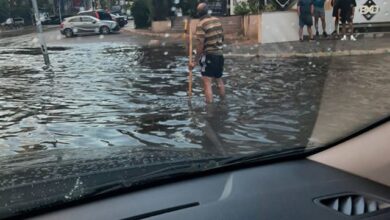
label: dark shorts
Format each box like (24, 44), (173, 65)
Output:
(299, 14), (313, 28)
(332, 7), (339, 17)
(199, 54), (224, 78)
(314, 7), (325, 18)
(340, 11), (353, 24)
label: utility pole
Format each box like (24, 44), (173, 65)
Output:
(58, 0), (62, 22)
(31, 0), (51, 66)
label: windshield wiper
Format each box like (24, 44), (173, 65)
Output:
(85, 159), (223, 198)
(217, 147), (309, 167)
(87, 148), (310, 198)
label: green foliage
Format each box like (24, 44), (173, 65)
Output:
(131, 0), (151, 28)
(173, 0), (197, 17)
(234, 2), (250, 16)
(0, 0), (10, 22)
(99, 0), (110, 10)
(152, 0), (172, 21)
(263, 3), (277, 12)
(247, 0), (260, 14)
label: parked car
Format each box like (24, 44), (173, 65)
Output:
(13, 17), (25, 26)
(110, 13), (127, 27)
(1, 17), (24, 30)
(1, 18), (13, 29)
(60, 15), (119, 38)
(42, 15), (72, 25)
(78, 10), (113, 22)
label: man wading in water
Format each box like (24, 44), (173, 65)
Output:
(189, 3), (225, 103)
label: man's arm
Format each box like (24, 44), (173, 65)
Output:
(351, 0), (356, 18)
(297, 0), (301, 15)
(194, 39), (204, 64)
(190, 24), (205, 69)
(311, 3), (314, 16)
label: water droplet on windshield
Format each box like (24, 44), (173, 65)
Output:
(32, 37), (38, 43)
(164, 51), (169, 55)
(308, 61), (312, 65)
(99, 35), (104, 39)
(164, 33), (170, 38)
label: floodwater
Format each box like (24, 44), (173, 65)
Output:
(0, 33), (389, 158)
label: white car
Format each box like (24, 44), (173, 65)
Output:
(60, 15), (119, 38)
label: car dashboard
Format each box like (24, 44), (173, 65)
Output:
(29, 160), (390, 220)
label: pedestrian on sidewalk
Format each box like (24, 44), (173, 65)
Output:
(331, 0), (340, 36)
(297, 0), (314, 41)
(313, 0), (328, 38)
(189, 3), (225, 104)
(337, 0), (357, 41)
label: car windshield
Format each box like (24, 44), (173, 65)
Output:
(0, 0), (389, 218)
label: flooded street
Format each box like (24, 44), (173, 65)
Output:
(0, 30), (389, 157)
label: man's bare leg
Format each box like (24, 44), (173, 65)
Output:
(307, 26), (313, 40)
(299, 27), (304, 40)
(342, 23), (346, 36)
(349, 23), (354, 35)
(321, 16), (326, 33)
(202, 76), (213, 103)
(215, 78), (225, 100)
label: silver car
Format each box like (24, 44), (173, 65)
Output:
(60, 15), (119, 38)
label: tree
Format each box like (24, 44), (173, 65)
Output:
(151, 0), (172, 21)
(0, 0), (10, 22)
(233, 1), (250, 16)
(131, 0), (151, 28)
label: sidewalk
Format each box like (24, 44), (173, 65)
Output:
(121, 25), (246, 42)
(225, 33), (390, 58)
(0, 25), (58, 39)
(123, 24), (390, 58)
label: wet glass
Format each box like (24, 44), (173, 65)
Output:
(0, 1), (390, 217)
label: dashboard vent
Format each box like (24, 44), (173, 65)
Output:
(317, 194), (390, 216)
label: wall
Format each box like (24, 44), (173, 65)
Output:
(243, 15), (260, 41)
(151, 20), (171, 33)
(260, 11), (298, 43)
(176, 16), (242, 35)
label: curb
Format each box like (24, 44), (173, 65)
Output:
(122, 28), (183, 39)
(225, 48), (390, 58)
(0, 25), (59, 38)
(121, 27), (246, 41)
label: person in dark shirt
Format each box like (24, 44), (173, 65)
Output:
(336, 0), (357, 41)
(297, 0), (314, 41)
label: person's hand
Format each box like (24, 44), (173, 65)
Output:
(188, 61), (196, 70)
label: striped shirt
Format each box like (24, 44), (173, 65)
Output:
(195, 15), (224, 55)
